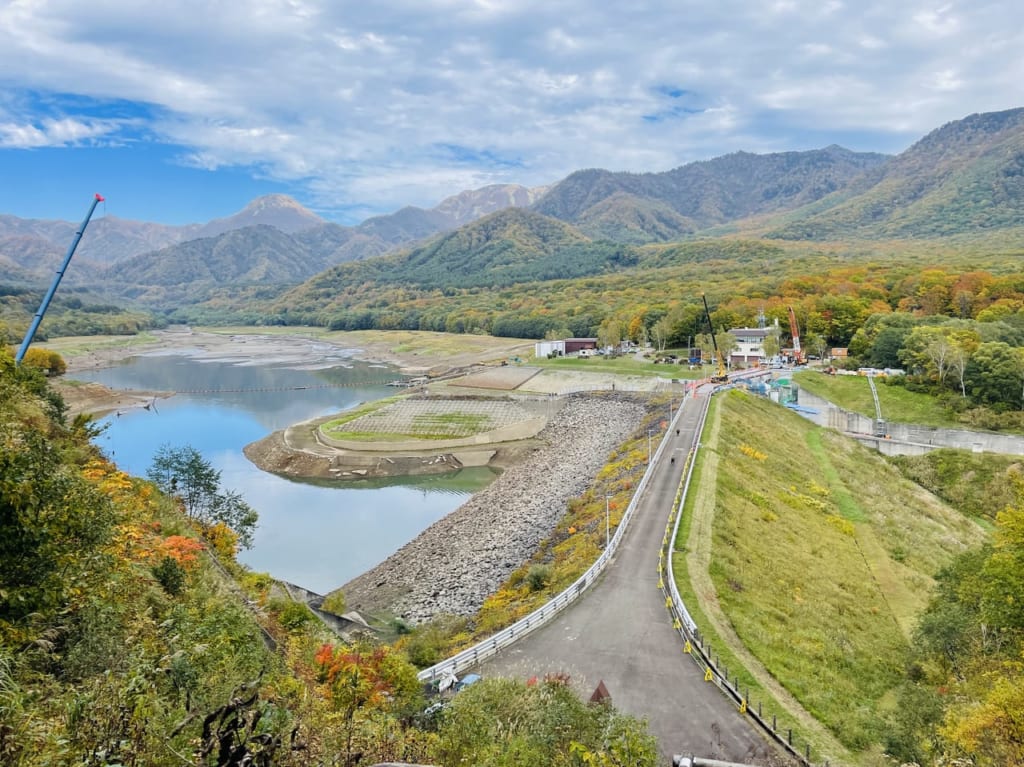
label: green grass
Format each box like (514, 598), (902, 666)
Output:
(321, 400), (494, 441)
(533, 354), (702, 380)
(890, 449), (1024, 524)
(676, 390), (987, 761)
(410, 412), (491, 436)
(671, 409), (832, 762)
(793, 370), (960, 427)
(39, 331), (160, 358)
(319, 396), (404, 435)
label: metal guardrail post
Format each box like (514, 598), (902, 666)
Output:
(661, 390), (813, 766)
(417, 391), (683, 682)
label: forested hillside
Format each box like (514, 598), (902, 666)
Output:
(0, 286), (161, 341)
(533, 145), (889, 242)
(201, 236), (1023, 351)
(769, 107), (1024, 239)
(0, 347), (659, 766)
(0, 352), (298, 764)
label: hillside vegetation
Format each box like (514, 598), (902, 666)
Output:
(0, 347), (660, 766)
(0, 352), (297, 764)
(534, 145), (889, 241)
(769, 108), (1024, 240)
(678, 390), (985, 762)
(890, 449), (1024, 524)
(1, 286), (162, 342)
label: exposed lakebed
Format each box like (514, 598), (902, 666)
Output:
(73, 353), (496, 593)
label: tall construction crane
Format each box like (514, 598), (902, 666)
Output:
(15, 193), (104, 365)
(787, 306), (805, 365)
(700, 294), (730, 383)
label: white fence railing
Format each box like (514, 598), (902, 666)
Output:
(417, 396), (682, 682)
(659, 391), (815, 766)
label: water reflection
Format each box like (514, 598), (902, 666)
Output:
(74, 354), (495, 593)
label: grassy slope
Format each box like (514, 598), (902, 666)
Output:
(680, 390), (985, 761)
(890, 449), (1024, 525)
(793, 370), (961, 428)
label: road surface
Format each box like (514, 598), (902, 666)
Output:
(473, 390), (779, 763)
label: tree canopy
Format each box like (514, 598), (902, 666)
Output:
(148, 444), (259, 549)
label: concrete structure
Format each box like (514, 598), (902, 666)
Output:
(726, 327), (770, 368)
(795, 388), (1024, 456)
(534, 337), (598, 358)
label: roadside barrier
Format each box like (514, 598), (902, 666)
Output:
(659, 394), (816, 766)
(416, 395), (678, 682)
(418, 386), (824, 765)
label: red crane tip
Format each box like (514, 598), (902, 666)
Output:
(95, 193), (105, 202)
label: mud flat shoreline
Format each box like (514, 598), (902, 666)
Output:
(45, 327), (537, 417)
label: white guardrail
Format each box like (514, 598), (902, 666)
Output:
(417, 395), (684, 682)
(421, 377), (817, 764)
(659, 387), (814, 766)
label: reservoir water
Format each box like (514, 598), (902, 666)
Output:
(73, 353), (495, 594)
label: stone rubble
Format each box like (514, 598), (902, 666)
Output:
(339, 393), (647, 624)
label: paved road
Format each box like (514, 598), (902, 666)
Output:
(474, 391), (778, 764)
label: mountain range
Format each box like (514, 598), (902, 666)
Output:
(0, 184), (548, 283)
(2, 107), (1023, 316)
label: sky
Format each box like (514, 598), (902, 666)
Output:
(0, 1), (1021, 226)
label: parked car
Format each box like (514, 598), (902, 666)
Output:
(455, 673), (482, 692)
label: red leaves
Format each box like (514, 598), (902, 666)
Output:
(157, 535), (205, 568)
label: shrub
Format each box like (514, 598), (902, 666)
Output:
(402, 614), (471, 668)
(19, 348), (66, 376)
(269, 599), (313, 631)
(321, 590), (346, 616)
(526, 564), (552, 592)
(152, 555), (187, 595)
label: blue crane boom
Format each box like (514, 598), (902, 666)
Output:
(15, 193), (104, 365)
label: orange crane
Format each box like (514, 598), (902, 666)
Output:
(787, 306), (805, 364)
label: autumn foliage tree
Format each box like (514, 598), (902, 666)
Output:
(315, 642), (422, 762)
(147, 444), (258, 549)
(890, 475), (1024, 765)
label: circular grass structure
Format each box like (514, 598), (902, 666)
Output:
(318, 397), (547, 450)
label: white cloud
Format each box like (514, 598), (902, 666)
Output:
(913, 4), (960, 37)
(0, 116), (123, 148)
(0, 0), (1021, 219)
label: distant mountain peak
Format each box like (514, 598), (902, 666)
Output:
(241, 193), (310, 213)
(432, 183), (549, 227)
(196, 194), (324, 238)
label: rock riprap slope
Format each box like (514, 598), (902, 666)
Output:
(339, 393), (646, 623)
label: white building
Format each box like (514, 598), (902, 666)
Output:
(534, 338), (598, 358)
(727, 327), (771, 368)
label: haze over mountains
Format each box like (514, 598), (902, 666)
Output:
(0, 184), (547, 280)
(2, 107), (1023, 313)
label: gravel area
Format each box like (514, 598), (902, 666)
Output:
(339, 392), (647, 624)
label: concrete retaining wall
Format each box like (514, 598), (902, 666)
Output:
(796, 389), (1024, 456)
